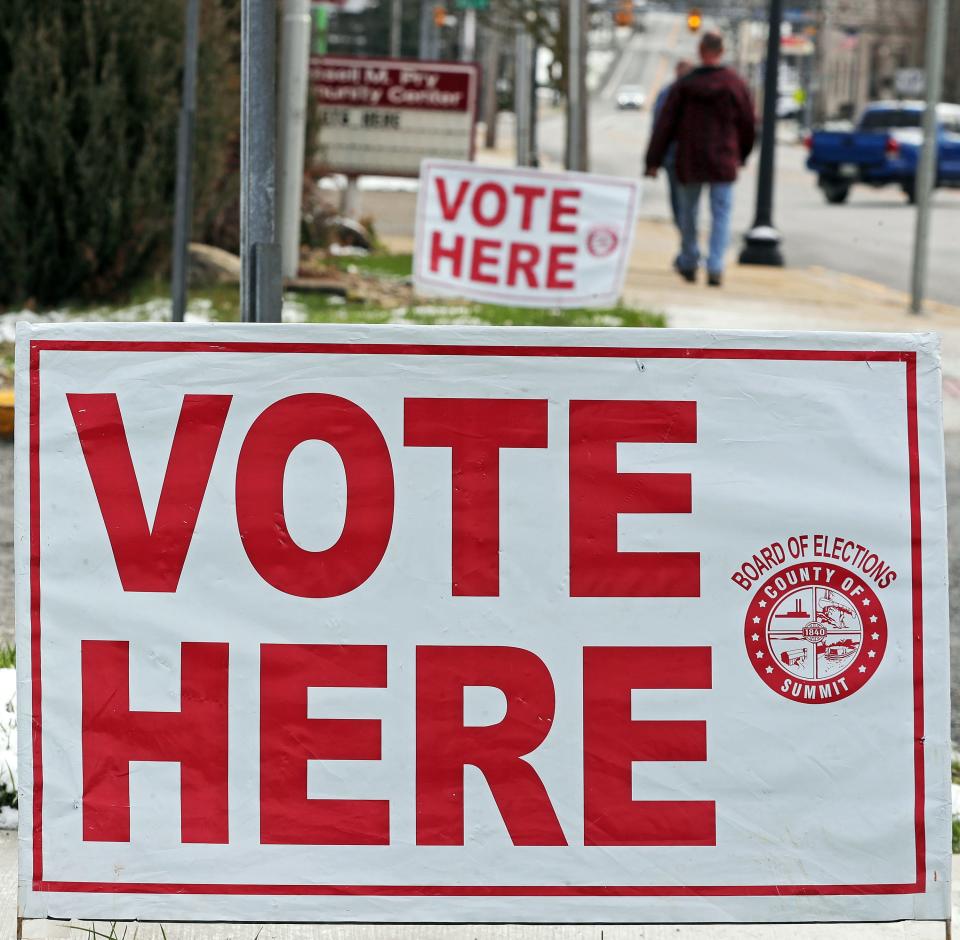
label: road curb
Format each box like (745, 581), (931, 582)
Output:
(0, 391), (12, 440)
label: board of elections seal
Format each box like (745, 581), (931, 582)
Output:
(585, 225), (619, 258)
(744, 562), (887, 704)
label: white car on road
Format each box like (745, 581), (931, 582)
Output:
(616, 85), (646, 110)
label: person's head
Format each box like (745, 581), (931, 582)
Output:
(676, 58), (692, 80)
(699, 31), (724, 66)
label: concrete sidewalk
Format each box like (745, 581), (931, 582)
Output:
(621, 216), (960, 432)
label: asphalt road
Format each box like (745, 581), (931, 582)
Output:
(538, 11), (960, 306)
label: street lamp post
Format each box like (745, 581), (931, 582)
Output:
(566, 0), (587, 171)
(909, 0), (948, 314)
(740, 0), (785, 267)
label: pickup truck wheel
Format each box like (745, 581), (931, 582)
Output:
(903, 181), (917, 204)
(821, 180), (850, 204)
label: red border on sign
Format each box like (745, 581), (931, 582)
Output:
(28, 340), (926, 898)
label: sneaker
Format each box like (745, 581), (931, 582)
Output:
(707, 271), (723, 287)
(677, 266), (697, 283)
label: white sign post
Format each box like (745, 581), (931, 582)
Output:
(16, 322), (950, 928)
(414, 161), (641, 307)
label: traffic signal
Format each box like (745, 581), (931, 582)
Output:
(614, 0), (633, 27)
(433, 5), (446, 27)
(687, 7), (702, 31)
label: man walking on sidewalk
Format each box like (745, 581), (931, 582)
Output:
(644, 31), (755, 286)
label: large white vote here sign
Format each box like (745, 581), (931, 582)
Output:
(16, 322), (950, 925)
(413, 161), (640, 308)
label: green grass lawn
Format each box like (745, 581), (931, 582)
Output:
(328, 252), (414, 278)
(7, 262), (665, 328)
(288, 296), (664, 329)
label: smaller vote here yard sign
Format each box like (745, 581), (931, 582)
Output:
(413, 161), (640, 308)
(16, 322), (951, 927)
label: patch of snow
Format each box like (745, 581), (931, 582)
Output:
(0, 667), (15, 828)
(410, 304), (472, 316)
(282, 298), (309, 323)
(0, 296), (220, 339)
(318, 175), (419, 193)
(390, 309), (487, 326)
(328, 245), (369, 257)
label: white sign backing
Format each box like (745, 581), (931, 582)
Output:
(413, 161), (640, 308)
(16, 323), (950, 925)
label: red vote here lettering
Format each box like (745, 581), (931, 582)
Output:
(416, 645), (567, 846)
(68, 393), (231, 593)
(78, 642), (712, 847)
(261, 644), (389, 845)
(404, 398), (548, 596)
(435, 177), (470, 221)
(432, 175), (581, 233)
(583, 646), (715, 846)
(235, 393), (395, 598)
(81, 640), (229, 843)
(569, 400), (699, 596)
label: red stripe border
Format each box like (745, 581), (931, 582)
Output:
(27, 339), (927, 898)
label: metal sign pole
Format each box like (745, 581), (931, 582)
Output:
(171, 0), (200, 322)
(739, 0), (785, 266)
(909, 0), (948, 315)
(514, 29), (532, 167)
(241, 0), (282, 323)
(278, 0), (312, 281)
(461, 7), (477, 61)
(566, 0), (586, 171)
(390, 0), (403, 57)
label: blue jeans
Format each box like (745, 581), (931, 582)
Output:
(676, 182), (734, 275)
(665, 162), (682, 230)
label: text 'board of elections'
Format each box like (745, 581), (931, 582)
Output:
(16, 323), (950, 925)
(413, 161), (640, 308)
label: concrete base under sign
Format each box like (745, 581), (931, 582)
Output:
(2, 831), (956, 937)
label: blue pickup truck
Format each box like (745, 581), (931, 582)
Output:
(806, 101), (960, 204)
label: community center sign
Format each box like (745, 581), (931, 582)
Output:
(414, 161), (640, 308)
(16, 323), (950, 925)
(311, 56), (478, 177)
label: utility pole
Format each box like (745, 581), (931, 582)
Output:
(419, 0), (438, 59)
(740, 0), (785, 266)
(566, 0), (587, 171)
(482, 25), (500, 148)
(514, 28), (533, 166)
(171, 0), (200, 322)
(278, 0), (312, 281)
(241, 0), (282, 322)
(461, 7), (477, 61)
(909, 0), (948, 314)
(391, 0), (403, 57)
(529, 31), (539, 166)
